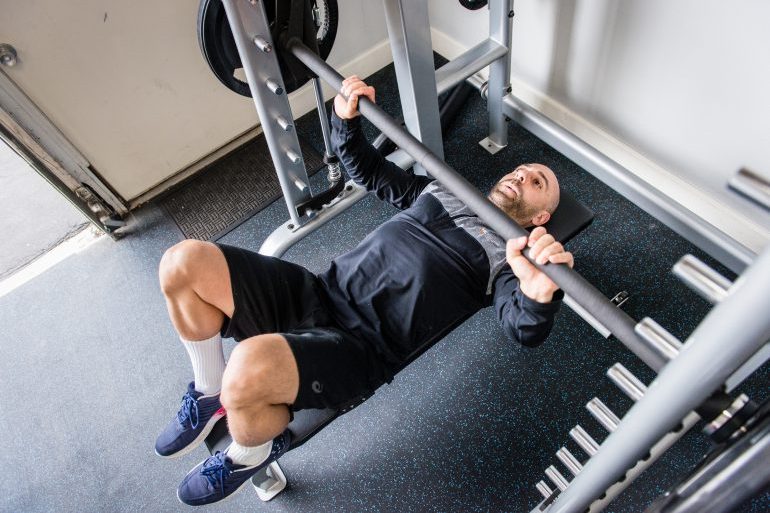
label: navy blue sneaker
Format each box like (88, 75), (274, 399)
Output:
(177, 429), (291, 506)
(155, 382), (226, 458)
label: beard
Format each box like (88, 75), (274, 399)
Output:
(488, 182), (539, 226)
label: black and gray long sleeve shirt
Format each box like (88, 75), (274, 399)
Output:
(318, 112), (562, 368)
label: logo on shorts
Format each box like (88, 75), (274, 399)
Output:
(312, 380), (323, 393)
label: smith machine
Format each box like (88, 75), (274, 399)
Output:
(196, 0), (770, 511)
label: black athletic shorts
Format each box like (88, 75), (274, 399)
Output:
(216, 243), (388, 411)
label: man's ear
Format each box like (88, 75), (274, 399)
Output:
(531, 211), (551, 226)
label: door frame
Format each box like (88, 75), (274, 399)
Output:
(0, 69), (128, 233)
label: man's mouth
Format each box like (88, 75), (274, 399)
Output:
(499, 182), (518, 200)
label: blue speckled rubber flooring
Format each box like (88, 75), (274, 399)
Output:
(0, 61), (766, 513)
(215, 61), (769, 512)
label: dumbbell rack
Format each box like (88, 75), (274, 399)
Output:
(533, 362), (702, 512)
(532, 252), (770, 512)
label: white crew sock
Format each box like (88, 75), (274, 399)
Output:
(181, 333), (226, 396)
(226, 439), (273, 466)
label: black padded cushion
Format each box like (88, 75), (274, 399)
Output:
(285, 191), (593, 449)
(287, 408), (339, 449)
(206, 191), (594, 451)
(542, 189), (594, 244)
(204, 405), (339, 453)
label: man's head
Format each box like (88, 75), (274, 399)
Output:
(488, 163), (560, 227)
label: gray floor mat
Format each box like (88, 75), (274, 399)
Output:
(161, 133), (323, 241)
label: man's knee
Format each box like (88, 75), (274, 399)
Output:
(159, 239), (216, 295)
(221, 335), (297, 410)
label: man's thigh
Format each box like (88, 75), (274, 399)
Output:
(283, 327), (389, 411)
(216, 243), (327, 340)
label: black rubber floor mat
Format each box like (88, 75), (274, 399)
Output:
(161, 134), (324, 241)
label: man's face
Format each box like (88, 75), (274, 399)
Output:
(488, 163), (560, 227)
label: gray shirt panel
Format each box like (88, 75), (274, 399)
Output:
(421, 181), (508, 294)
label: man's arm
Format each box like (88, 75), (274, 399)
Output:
(331, 76), (431, 210)
(493, 227), (572, 347)
(492, 268), (563, 347)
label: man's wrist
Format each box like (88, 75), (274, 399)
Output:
(526, 291), (554, 304)
(332, 109), (361, 124)
(520, 283), (555, 304)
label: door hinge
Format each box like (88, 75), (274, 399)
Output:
(75, 185), (126, 232)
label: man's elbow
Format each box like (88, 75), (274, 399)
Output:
(503, 324), (551, 348)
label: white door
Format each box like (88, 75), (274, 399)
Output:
(1, 0), (264, 202)
(1, 0), (392, 204)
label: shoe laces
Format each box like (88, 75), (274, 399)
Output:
(200, 452), (232, 496)
(177, 391), (200, 429)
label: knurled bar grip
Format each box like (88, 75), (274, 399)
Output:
(287, 38), (666, 372)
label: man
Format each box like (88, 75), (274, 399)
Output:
(155, 76), (573, 506)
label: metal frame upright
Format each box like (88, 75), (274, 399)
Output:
(382, 0), (444, 175)
(546, 246), (770, 513)
(239, 0), (517, 258)
(482, 0), (514, 154)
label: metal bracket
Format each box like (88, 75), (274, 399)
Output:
(251, 461), (287, 501)
(728, 167), (770, 211)
(610, 291), (629, 308)
(479, 135), (506, 154)
(0, 44), (18, 67)
(74, 185), (126, 232)
(295, 178), (345, 218)
(673, 254), (732, 304)
(260, 180), (368, 257)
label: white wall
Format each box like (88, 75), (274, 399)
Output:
(1, 0), (390, 201)
(5, 0), (769, 248)
(429, 0), (770, 253)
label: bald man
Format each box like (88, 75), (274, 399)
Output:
(156, 76), (572, 505)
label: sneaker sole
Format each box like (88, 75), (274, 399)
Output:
(176, 465), (259, 506)
(155, 409), (226, 459)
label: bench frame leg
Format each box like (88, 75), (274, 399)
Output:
(251, 461), (287, 501)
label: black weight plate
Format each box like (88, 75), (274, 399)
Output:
(459, 0), (488, 10)
(198, 0), (251, 97)
(197, 0), (338, 98)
